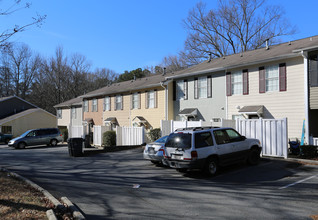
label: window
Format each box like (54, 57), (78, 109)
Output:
(147, 90), (155, 108)
(84, 100), (88, 112)
(1, 126), (12, 134)
(265, 65), (279, 92)
(57, 109), (62, 119)
(213, 130), (230, 145)
(231, 71), (243, 95)
(176, 80), (188, 100)
(104, 97), (110, 111)
(225, 129), (242, 142)
(195, 132), (213, 148)
(92, 99), (98, 112)
(132, 93), (140, 109)
(198, 76), (207, 98)
(309, 53), (318, 87)
(71, 107), (76, 119)
(115, 95), (122, 110)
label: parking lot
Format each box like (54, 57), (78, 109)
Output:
(0, 144), (318, 219)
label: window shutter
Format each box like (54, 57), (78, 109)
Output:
(154, 89), (158, 108)
(130, 93), (133, 110)
(226, 72), (232, 96)
(279, 63), (287, 91)
(207, 76), (212, 98)
(259, 67), (265, 93)
(194, 77), (198, 99)
(243, 69), (249, 95)
(173, 81), (176, 101)
(145, 91), (148, 109)
(184, 80), (188, 100)
(121, 95), (123, 110)
(138, 92), (141, 109)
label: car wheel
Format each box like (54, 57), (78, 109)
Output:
(50, 139), (58, 146)
(18, 142), (26, 149)
(247, 148), (260, 165)
(204, 157), (218, 176)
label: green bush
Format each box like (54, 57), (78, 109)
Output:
(148, 128), (161, 142)
(300, 145), (317, 158)
(103, 131), (116, 147)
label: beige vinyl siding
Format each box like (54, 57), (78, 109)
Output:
(102, 87), (166, 129)
(310, 87), (318, 109)
(227, 57), (305, 139)
(57, 108), (70, 128)
(2, 110), (57, 137)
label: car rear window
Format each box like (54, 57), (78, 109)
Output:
(165, 133), (192, 149)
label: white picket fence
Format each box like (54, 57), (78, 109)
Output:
(93, 126), (109, 146)
(70, 125), (86, 138)
(236, 118), (288, 158)
(116, 126), (146, 146)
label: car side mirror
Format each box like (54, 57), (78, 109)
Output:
(241, 136), (246, 141)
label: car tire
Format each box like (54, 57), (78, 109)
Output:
(204, 157), (218, 176)
(247, 148), (260, 165)
(17, 142), (26, 149)
(50, 139), (58, 147)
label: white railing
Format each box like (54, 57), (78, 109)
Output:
(236, 118), (288, 159)
(116, 126), (145, 146)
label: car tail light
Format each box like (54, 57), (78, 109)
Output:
(191, 151), (198, 160)
(159, 148), (166, 157)
(60, 134), (63, 136)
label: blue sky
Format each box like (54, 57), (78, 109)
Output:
(5, 0), (318, 73)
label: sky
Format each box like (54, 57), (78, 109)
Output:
(4, 0), (318, 74)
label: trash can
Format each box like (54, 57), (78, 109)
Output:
(68, 138), (84, 157)
(289, 141), (300, 155)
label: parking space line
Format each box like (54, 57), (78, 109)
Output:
(278, 175), (317, 189)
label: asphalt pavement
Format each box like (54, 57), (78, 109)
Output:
(0, 144), (318, 220)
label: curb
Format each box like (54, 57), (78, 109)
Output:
(61, 196), (86, 220)
(262, 156), (318, 165)
(1, 167), (87, 219)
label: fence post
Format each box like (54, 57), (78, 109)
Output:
(283, 118), (288, 159)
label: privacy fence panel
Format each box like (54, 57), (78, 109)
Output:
(116, 126), (145, 146)
(236, 118), (288, 158)
(93, 126), (108, 146)
(70, 125), (85, 138)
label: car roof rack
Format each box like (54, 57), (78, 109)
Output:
(175, 126), (219, 131)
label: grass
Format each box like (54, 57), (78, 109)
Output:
(0, 170), (54, 220)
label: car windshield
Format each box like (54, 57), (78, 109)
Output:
(165, 133), (192, 149)
(20, 130), (32, 137)
(155, 135), (168, 143)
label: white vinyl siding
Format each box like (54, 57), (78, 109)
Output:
(265, 65), (279, 92)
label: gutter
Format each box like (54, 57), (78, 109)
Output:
(301, 51), (310, 144)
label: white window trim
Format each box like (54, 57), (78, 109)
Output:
(198, 76), (207, 99)
(265, 64), (279, 92)
(231, 71), (243, 95)
(147, 90), (155, 109)
(104, 97), (110, 111)
(115, 95), (122, 110)
(92, 99), (98, 112)
(132, 93), (139, 109)
(84, 100), (89, 112)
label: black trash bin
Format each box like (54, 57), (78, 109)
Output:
(68, 138), (84, 157)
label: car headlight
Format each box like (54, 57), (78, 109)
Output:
(8, 140), (15, 144)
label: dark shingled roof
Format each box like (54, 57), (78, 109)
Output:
(168, 35), (318, 79)
(54, 96), (83, 108)
(80, 73), (171, 99)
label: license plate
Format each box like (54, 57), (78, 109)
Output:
(172, 154), (182, 160)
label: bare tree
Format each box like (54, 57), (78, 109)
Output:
(181, 0), (296, 65)
(0, 0), (46, 48)
(161, 55), (186, 73)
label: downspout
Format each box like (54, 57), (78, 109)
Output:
(160, 82), (168, 120)
(301, 51), (310, 144)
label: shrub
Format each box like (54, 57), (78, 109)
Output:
(300, 145), (317, 158)
(60, 128), (68, 142)
(148, 128), (161, 142)
(103, 131), (116, 147)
